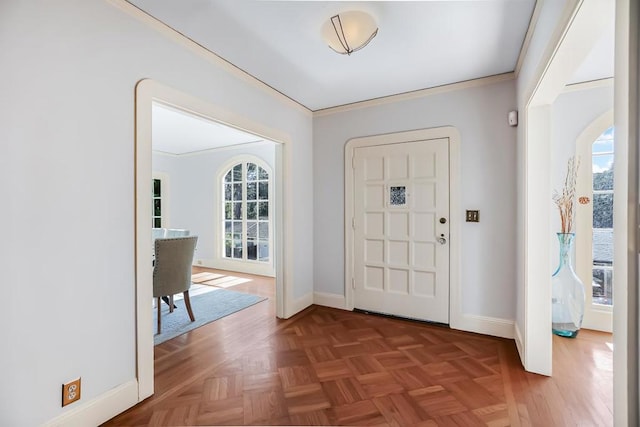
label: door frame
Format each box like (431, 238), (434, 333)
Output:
(520, 0), (614, 376)
(135, 79), (291, 400)
(344, 126), (462, 328)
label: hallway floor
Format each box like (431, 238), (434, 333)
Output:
(104, 268), (612, 426)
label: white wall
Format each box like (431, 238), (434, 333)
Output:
(0, 0), (312, 425)
(152, 143), (276, 272)
(551, 83), (614, 236)
(313, 79), (518, 321)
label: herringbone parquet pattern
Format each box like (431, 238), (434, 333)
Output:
(104, 268), (613, 426)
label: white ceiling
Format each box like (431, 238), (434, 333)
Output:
(152, 103), (263, 155)
(567, 16), (615, 85)
(139, 1), (615, 154)
(129, 0), (538, 111)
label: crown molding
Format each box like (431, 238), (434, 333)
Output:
(313, 73), (515, 117)
(563, 77), (614, 93)
(112, 0), (523, 120)
(108, 0), (312, 117)
(514, 0), (544, 78)
(152, 139), (273, 158)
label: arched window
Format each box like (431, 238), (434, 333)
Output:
(591, 126), (614, 306)
(222, 161), (271, 263)
(576, 113), (613, 332)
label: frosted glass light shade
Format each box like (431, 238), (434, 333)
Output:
(321, 11), (378, 55)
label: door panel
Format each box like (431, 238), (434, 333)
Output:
(353, 138), (450, 323)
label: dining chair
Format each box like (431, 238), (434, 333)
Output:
(153, 235), (198, 334)
(165, 228), (190, 237)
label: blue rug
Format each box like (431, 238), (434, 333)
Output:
(154, 286), (266, 345)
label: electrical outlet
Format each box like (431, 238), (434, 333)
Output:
(62, 378), (81, 407)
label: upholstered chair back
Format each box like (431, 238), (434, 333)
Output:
(153, 236), (198, 298)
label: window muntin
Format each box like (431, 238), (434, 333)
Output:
(591, 127), (614, 306)
(152, 178), (162, 228)
(223, 162), (270, 263)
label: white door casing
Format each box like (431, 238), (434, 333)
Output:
(353, 138), (450, 323)
(135, 79), (292, 401)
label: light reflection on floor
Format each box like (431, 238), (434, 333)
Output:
(156, 272), (254, 306)
(191, 272), (252, 289)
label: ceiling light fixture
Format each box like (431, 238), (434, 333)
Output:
(321, 11), (378, 56)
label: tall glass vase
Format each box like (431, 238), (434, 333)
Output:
(552, 233), (586, 338)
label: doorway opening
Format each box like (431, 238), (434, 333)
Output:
(151, 102), (277, 278)
(135, 79), (289, 401)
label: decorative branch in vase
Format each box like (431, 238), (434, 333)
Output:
(551, 156), (585, 338)
(553, 156), (580, 233)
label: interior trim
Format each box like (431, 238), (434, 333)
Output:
(563, 77), (614, 93)
(152, 140), (271, 158)
(107, 0), (312, 117)
(455, 314), (515, 340)
(514, 322), (525, 366)
(289, 293), (314, 318)
(110, 0), (522, 116)
(41, 380), (138, 427)
(522, 0), (611, 376)
(135, 78), (292, 402)
(514, 0), (544, 78)
(612, 0), (639, 423)
(314, 292), (347, 310)
(314, 73), (515, 117)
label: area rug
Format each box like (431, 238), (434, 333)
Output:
(154, 286), (266, 345)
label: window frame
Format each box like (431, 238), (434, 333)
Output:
(219, 157), (273, 270)
(590, 128), (614, 307)
(152, 172), (169, 228)
(574, 111), (614, 333)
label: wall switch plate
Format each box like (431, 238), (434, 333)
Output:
(466, 210), (480, 222)
(62, 378), (81, 407)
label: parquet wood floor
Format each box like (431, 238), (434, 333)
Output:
(104, 268), (613, 426)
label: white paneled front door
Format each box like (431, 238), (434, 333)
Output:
(353, 138), (450, 323)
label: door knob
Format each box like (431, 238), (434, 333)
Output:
(437, 234), (447, 245)
(439, 217), (447, 224)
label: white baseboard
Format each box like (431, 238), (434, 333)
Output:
(43, 379), (139, 427)
(313, 292), (347, 310)
(310, 294), (513, 340)
(514, 322), (525, 366)
(286, 292), (314, 318)
(452, 314), (515, 339)
(195, 259), (275, 278)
